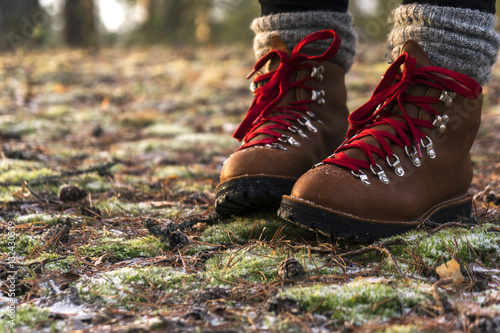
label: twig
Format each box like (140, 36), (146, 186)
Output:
(370, 245), (406, 279)
(328, 221), (474, 262)
(0, 160), (119, 187)
(25, 181), (60, 204)
(30, 256), (69, 273)
(432, 278), (453, 315)
(427, 222), (474, 235)
(333, 238), (405, 260)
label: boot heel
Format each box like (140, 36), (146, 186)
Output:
(427, 197), (472, 224)
(215, 177), (296, 217)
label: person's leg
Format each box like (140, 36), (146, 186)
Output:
(278, 2), (500, 240)
(258, 0), (348, 16)
(215, 1), (356, 216)
(401, 0), (495, 14)
(251, 4), (356, 74)
(388, 1), (499, 84)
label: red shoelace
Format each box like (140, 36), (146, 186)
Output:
(321, 52), (482, 182)
(233, 30), (340, 150)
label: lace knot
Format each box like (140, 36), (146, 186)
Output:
(232, 30), (340, 147)
(323, 51), (482, 183)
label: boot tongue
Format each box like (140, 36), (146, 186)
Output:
(339, 40), (436, 166)
(399, 40), (434, 69)
(265, 35), (290, 72)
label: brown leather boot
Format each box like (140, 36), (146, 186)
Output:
(215, 30), (349, 216)
(278, 40), (483, 241)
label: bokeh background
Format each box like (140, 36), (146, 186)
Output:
(1, 0), (480, 51)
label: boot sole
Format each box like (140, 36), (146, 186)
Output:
(215, 176), (296, 217)
(278, 195), (472, 242)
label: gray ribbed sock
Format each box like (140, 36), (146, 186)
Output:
(251, 10), (357, 73)
(388, 4), (500, 85)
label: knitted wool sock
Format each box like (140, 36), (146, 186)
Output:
(251, 10), (357, 73)
(388, 4), (500, 85)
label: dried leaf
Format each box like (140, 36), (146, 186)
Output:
(436, 259), (465, 283)
(100, 96), (110, 111)
(54, 83), (66, 93)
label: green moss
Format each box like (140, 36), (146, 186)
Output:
(14, 213), (70, 226)
(0, 233), (39, 257)
(78, 235), (165, 260)
(377, 325), (423, 333)
(204, 244), (336, 286)
(118, 110), (161, 127)
(0, 304), (50, 330)
(0, 186), (18, 201)
(3, 119), (51, 136)
(173, 180), (214, 193)
(154, 165), (202, 179)
(262, 315), (303, 332)
(388, 224), (500, 267)
(133, 138), (170, 153)
(143, 123), (193, 136)
(80, 175), (112, 192)
(0, 159), (56, 183)
(26, 253), (79, 274)
(279, 278), (429, 324)
(78, 266), (197, 306)
(200, 214), (317, 245)
(40, 105), (71, 120)
(94, 197), (151, 217)
(168, 133), (238, 153)
(204, 245), (279, 285)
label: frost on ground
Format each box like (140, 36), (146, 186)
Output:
(0, 44), (499, 332)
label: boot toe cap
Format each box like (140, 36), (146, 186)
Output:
(219, 146), (309, 183)
(289, 164), (420, 222)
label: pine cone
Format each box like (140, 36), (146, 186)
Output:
(278, 258), (306, 280)
(58, 185), (87, 202)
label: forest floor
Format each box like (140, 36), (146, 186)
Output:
(0, 44), (499, 333)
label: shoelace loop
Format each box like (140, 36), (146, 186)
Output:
(322, 52), (481, 176)
(232, 30), (340, 150)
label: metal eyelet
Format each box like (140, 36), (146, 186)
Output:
(439, 91), (456, 107)
(298, 116), (318, 133)
(311, 90), (326, 105)
(370, 163), (389, 184)
(386, 154), (404, 176)
(313, 153), (336, 168)
(305, 110), (323, 124)
(310, 65), (324, 81)
(405, 146), (421, 167)
(249, 82), (257, 93)
(279, 134), (301, 147)
(420, 136), (436, 159)
(306, 110), (316, 118)
(432, 114), (449, 133)
(265, 142), (288, 151)
(288, 125), (308, 139)
(351, 170), (371, 186)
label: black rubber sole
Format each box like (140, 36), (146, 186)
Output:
(278, 195), (473, 242)
(215, 176), (296, 217)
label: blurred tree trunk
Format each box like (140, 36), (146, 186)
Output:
(140, 0), (197, 44)
(64, 0), (97, 47)
(195, 0), (211, 44)
(0, 0), (46, 51)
